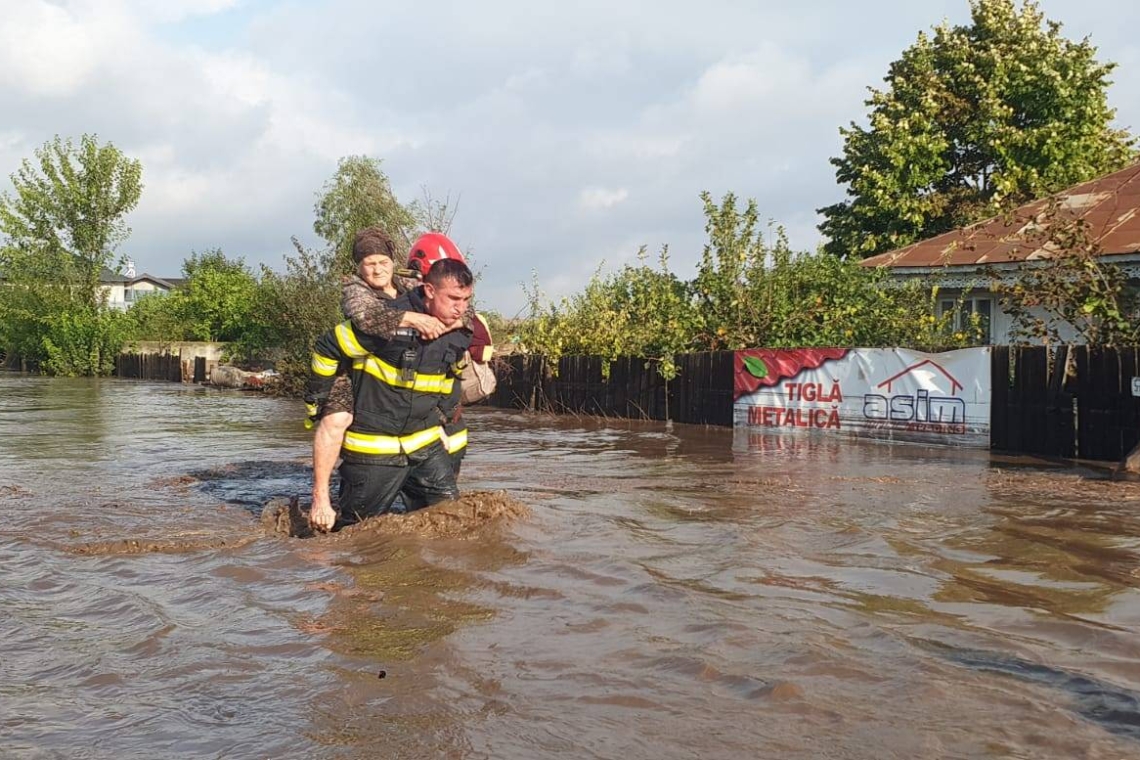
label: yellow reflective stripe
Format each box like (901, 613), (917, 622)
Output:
(342, 426), (442, 456)
(343, 431), (400, 455)
(445, 428), (468, 453)
(311, 352), (339, 376)
(335, 322), (367, 358)
(353, 355), (455, 394)
(305, 403), (318, 416)
(401, 426), (444, 453)
(352, 355), (401, 386)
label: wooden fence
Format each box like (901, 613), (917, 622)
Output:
(115, 352), (185, 382)
(114, 353), (215, 383)
(989, 345), (1140, 462)
(484, 351), (735, 426)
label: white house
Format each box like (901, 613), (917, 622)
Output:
(861, 162), (1140, 344)
(99, 261), (183, 310)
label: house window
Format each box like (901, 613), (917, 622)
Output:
(124, 288), (136, 302)
(939, 297), (993, 344)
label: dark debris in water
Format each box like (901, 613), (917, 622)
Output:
(187, 460), (313, 511)
(921, 639), (1140, 741)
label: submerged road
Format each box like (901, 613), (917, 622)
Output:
(2, 375), (1139, 758)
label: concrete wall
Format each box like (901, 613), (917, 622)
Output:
(128, 341), (227, 362)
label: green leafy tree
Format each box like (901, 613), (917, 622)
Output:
(0, 244), (79, 370)
(0, 134), (143, 307)
(691, 191), (772, 349)
(0, 135), (142, 373)
(313, 156), (418, 274)
(126, 290), (189, 342)
(233, 238), (340, 395)
(176, 249), (258, 342)
(518, 247), (697, 378)
(992, 201), (1140, 345)
(518, 191), (976, 379)
(695, 192), (971, 350)
(41, 307), (134, 377)
(819, 0), (1135, 258)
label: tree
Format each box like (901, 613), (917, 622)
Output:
(818, 0), (1135, 259)
(0, 135), (142, 373)
(0, 242), (79, 370)
(177, 249), (259, 342)
(694, 192), (968, 351)
(691, 191), (770, 349)
(126, 289), (189, 343)
(313, 156), (418, 274)
(518, 246), (697, 378)
(233, 238), (341, 395)
(514, 192), (975, 381)
(0, 134), (143, 307)
(992, 201), (1140, 345)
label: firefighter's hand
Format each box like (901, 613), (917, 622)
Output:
(309, 498), (337, 532)
(402, 312), (447, 340)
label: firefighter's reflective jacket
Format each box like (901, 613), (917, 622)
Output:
(305, 293), (470, 464)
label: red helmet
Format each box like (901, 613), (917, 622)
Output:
(406, 232), (466, 278)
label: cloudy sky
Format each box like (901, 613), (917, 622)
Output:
(2, 0), (1138, 315)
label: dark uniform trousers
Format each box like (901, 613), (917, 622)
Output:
(337, 441), (458, 524)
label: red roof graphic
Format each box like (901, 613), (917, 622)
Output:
(734, 348), (848, 400)
(876, 359), (963, 394)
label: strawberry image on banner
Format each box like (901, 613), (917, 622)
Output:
(734, 348), (849, 400)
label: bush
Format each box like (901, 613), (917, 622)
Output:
(41, 307), (133, 377)
(516, 192), (976, 379)
(229, 238), (341, 395)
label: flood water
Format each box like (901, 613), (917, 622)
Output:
(3, 375), (1140, 759)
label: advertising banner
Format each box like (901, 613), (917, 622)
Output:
(733, 347), (991, 448)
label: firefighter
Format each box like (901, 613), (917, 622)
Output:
(305, 255), (474, 529)
(307, 231), (473, 527)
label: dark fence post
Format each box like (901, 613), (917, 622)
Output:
(990, 346), (1009, 451)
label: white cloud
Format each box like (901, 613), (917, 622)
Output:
(692, 48), (794, 113)
(1, 0), (1138, 313)
(0, 1), (110, 96)
(579, 186), (630, 211)
(130, 0), (240, 24)
(583, 133), (687, 162)
(504, 68), (548, 92)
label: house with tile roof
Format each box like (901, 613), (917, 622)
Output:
(860, 162), (1140, 344)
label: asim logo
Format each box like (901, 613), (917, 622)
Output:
(862, 359), (967, 434)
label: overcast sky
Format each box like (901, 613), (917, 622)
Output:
(2, 0), (1138, 315)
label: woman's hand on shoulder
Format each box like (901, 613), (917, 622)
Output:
(401, 312), (447, 339)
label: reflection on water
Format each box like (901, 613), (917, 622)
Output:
(2, 375), (1140, 759)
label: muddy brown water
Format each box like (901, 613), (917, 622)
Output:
(3, 375), (1140, 759)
